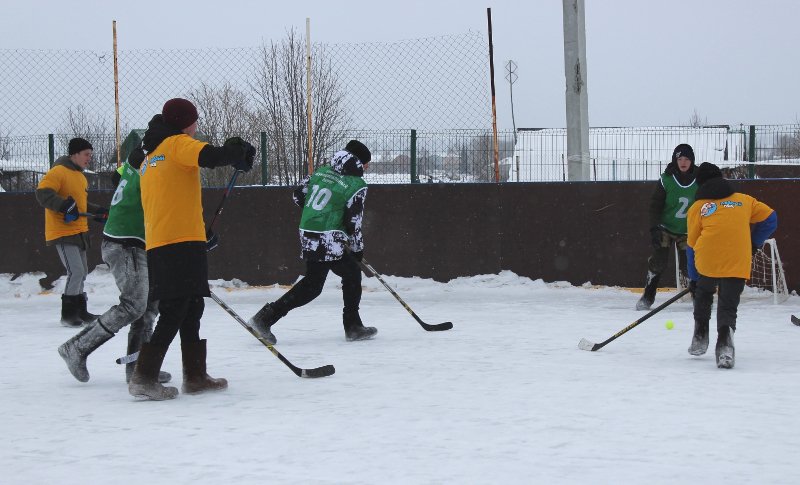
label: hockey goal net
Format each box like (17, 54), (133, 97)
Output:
(676, 238), (789, 304)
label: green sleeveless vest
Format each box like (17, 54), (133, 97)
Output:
(103, 163), (146, 242)
(299, 166), (367, 233)
(660, 173), (697, 235)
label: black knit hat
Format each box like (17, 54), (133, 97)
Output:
(672, 143), (695, 164)
(695, 162), (723, 186)
(345, 139), (371, 163)
(68, 137), (93, 155)
(162, 98), (199, 130)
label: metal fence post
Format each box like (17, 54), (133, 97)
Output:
(260, 131), (268, 185)
(410, 129), (419, 183)
(48, 134), (55, 167)
(748, 125), (756, 178)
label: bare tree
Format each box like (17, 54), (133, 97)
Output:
(190, 82), (257, 145)
(776, 123), (800, 159)
(0, 128), (10, 161)
(189, 82), (260, 187)
(687, 109), (707, 128)
(468, 132), (495, 182)
(251, 29), (350, 185)
(59, 105), (124, 173)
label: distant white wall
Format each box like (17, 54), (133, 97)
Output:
(510, 126), (748, 181)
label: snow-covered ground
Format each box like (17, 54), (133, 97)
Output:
(2, 268), (799, 484)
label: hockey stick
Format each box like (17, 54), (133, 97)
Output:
(209, 291), (335, 378)
(74, 212), (108, 223)
(578, 287), (691, 352)
(791, 315), (800, 326)
(358, 258), (453, 331)
(113, 303), (335, 379)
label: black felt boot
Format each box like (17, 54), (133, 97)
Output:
(636, 271), (661, 311)
(181, 339), (228, 394)
(716, 326), (735, 369)
(60, 295), (83, 327)
(128, 343), (179, 401)
(126, 318), (172, 384)
(688, 318), (710, 356)
(343, 311), (377, 342)
(247, 303), (281, 344)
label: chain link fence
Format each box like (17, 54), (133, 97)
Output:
(0, 30), (492, 190)
(1, 31), (491, 135)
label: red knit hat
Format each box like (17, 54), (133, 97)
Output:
(162, 98), (198, 130)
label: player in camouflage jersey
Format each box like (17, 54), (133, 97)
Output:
(57, 158), (171, 385)
(636, 144), (698, 310)
(249, 140), (377, 343)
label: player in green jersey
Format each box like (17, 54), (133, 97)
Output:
(249, 140), (377, 342)
(57, 156), (171, 385)
(636, 144), (698, 310)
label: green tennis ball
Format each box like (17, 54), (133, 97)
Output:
(665, 320), (674, 330)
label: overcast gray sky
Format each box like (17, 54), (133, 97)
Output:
(3, 0), (799, 129)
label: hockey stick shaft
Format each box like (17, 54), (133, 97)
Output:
(579, 287), (691, 351)
(358, 258), (453, 331)
(208, 291), (335, 378)
(206, 169), (242, 234)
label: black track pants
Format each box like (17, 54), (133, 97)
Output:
(693, 275), (746, 331)
(273, 256), (362, 316)
(149, 296), (204, 347)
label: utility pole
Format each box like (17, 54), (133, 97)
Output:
(562, 0), (590, 181)
(505, 60), (518, 146)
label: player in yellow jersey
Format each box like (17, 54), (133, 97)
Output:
(129, 98), (255, 400)
(36, 138), (108, 327)
(686, 163), (777, 369)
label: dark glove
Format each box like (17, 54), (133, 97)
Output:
(93, 207), (109, 223)
(350, 250), (364, 262)
(225, 137), (256, 172)
(59, 196), (79, 223)
(688, 280), (697, 298)
(128, 146), (146, 170)
(649, 226), (663, 249)
(206, 230), (219, 252)
(293, 186), (307, 206)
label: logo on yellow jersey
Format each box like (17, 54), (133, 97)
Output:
(700, 202), (717, 217)
(139, 154), (165, 175)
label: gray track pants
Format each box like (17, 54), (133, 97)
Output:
(100, 240), (158, 334)
(55, 243), (88, 296)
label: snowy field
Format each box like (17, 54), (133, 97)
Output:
(2, 268), (800, 484)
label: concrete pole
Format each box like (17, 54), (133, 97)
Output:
(562, 0), (590, 181)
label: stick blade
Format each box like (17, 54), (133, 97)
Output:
(115, 351), (139, 365)
(300, 365), (336, 378)
(421, 321), (454, 331)
(578, 338), (600, 352)
(792, 315), (800, 327)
